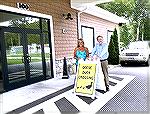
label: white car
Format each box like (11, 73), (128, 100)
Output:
(119, 41), (150, 66)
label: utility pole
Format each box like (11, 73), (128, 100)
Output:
(136, 21), (140, 41)
(141, 24), (144, 41)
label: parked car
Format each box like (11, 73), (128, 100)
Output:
(119, 41), (150, 66)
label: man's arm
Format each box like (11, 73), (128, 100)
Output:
(90, 45), (97, 58)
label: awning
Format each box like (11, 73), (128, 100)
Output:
(71, 0), (128, 24)
(71, 0), (113, 8)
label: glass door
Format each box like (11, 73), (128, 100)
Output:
(0, 42), (3, 93)
(5, 32), (27, 83)
(0, 27), (47, 91)
(26, 33), (45, 82)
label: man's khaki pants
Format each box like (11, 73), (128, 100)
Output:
(101, 60), (109, 87)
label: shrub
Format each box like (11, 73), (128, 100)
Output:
(108, 28), (119, 65)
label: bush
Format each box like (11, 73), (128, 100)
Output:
(108, 28), (119, 65)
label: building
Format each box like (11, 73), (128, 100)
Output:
(0, 0), (127, 92)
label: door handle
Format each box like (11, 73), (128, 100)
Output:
(22, 55), (31, 63)
(27, 55), (31, 62)
(22, 56), (24, 63)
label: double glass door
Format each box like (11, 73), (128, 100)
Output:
(0, 27), (50, 91)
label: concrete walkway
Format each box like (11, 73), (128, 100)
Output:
(0, 68), (135, 114)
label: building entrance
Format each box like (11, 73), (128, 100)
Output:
(0, 11), (53, 92)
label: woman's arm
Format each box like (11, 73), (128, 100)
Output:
(74, 47), (78, 59)
(85, 47), (89, 58)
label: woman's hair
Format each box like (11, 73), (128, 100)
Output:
(77, 38), (84, 47)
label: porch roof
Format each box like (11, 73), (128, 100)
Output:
(71, 0), (113, 7)
(71, 0), (128, 24)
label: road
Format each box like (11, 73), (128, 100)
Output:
(97, 64), (149, 113)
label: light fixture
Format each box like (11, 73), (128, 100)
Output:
(118, 23), (123, 26)
(63, 13), (73, 20)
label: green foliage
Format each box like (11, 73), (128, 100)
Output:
(120, 24), (134, 45)
(5, 17), (49, 47)
(143, 17), (150, 41)
(96, 0), (134, 21)
(5, 32), (20, 49)
(96, 0), (150, 44)
(108, 28), (119, 65)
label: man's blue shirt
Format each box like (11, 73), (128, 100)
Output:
(91, 43), (109, 60)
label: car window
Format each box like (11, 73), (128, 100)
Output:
(127, 42), (149, 49)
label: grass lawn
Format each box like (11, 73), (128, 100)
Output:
(7, 59), (42, 65)
(7, 53), (50, 65)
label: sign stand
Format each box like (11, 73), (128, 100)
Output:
(73, 60), (98, 99)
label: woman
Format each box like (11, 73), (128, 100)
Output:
(74, 38), (89, 67)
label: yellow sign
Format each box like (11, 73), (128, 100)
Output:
(75, 63), (96, 96)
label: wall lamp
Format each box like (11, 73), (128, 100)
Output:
(63, 13), (73, 20)
(118, 23), (125, 26)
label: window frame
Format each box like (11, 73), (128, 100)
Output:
(81, 25), (95, 53)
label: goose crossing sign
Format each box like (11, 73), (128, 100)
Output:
(74, 60), (97, 99)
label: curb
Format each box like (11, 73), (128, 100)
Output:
(108, 64), (120, 70)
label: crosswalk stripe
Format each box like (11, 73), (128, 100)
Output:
(54, 97), (79, 112)
(109, 75), (124, 81)
(109, 77), (121, 84)
(89, 75), (135, 113)
(12, 74), (136, 114)
(32, 109), (44, 114)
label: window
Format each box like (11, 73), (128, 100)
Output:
(81, 26), (94, 53)
(107, 30), (113, 44)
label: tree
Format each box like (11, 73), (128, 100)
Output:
(96, 0), (150, 42)
(132, 0), (149, 40)
(143, 17), (150, 40)
(96, 0), (134, 21)
(108, 28), (119, 65)
(8, 17), (44, 45)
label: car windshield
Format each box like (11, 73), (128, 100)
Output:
(127, 42), (148, 49)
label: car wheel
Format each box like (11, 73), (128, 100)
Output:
(120, 61), (125, 66)
(146, 56), (150, 66)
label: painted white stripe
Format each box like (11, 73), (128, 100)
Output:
(65, 90), (90, 112)
(1, 76), (75, 114)
(109, 74), (136, 78)
(3, 74), (135, 114)
(57, 74), (135, 114)
(52, 74), (135, 113)
(43, 102), (61, 114)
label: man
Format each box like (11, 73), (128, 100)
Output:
(91, 35), (109, 92)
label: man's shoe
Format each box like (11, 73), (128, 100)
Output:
(95, 89), (106, 94)
(106, 86), (109, 92)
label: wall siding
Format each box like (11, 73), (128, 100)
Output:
(80, 13), (117, 43)
(0, 0), (118, 59)
(0, 0), (78, 59)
